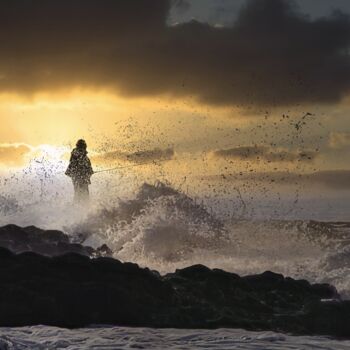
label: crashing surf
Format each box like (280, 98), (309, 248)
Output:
(0, 181), (349, 298)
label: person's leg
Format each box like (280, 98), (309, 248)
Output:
(73, 182), (90, 204)
(80, 183), (90, 202)
(73, 180), (80, 203)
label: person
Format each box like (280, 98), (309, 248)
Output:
(65, 139), (94, 203)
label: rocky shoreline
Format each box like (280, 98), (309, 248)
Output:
(0, 225), (349, 337)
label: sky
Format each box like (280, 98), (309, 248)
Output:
(2, 0), (350, 219)
(170, 0), (350, 25)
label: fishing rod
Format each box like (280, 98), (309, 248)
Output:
(56, 155), (194, 176)
(93, 152), (214, 175)
(93, 158), (173, 174)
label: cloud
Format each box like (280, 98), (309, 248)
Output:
(213, 146), (317, 163)
(310, 170), (350, 189)
(0, 0), (349, 106)
(172, 0), (191, 14)
(269, 170), (350, 190)
(329, 131), (350, 149)
(0, 144), (32, 166)
(207, 169), (350, 189)
(93, 147), (175, 164)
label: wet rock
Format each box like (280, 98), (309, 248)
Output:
(0, 224), (112, 258)
(0, 242), (348, 337)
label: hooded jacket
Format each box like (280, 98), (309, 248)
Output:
(65, 147), (93, 184)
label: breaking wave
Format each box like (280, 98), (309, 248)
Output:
(0, 180), (349, 298)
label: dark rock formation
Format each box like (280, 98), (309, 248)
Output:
(0, 246), (349, 337)
(0, 224), (112, 257)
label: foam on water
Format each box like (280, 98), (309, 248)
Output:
(0, 326), (349, 350)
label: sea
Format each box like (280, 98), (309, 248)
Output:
(0, 169), (349, 349)
(1, 326), (350, 350)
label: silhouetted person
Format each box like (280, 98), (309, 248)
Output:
(65, 139), (93, 203)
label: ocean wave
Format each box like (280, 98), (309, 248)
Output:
(0, 181), (349, 298)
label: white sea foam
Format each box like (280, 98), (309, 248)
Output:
(0, 326), (349, 350)
(0, 174), (349, 298)
(0, 167), (350, 346)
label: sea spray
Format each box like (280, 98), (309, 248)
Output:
(0, 178), (349, 299)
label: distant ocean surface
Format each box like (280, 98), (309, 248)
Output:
(1, 326), (350, 350)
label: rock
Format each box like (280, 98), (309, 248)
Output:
(0, 339), (9, 350)
(0, 244), (348, 337)
(0, 224), (112, 258)
(95, 244), (113, 257)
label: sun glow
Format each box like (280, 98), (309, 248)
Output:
(35, 145), (70, 161)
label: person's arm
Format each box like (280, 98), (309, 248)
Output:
(87, 157), (94, 175)
(65, 151), (76, 176)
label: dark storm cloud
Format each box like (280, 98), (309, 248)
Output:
(1, 0), (350, 106)
(214, 146), (317, 163)
(93, 147), (174, 164)
(172, 0), (191, 14)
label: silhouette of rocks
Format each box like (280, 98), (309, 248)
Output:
(0, 241), (349, 337)
(0, 224), (111, 257)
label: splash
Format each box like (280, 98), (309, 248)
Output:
(0, 177), (349, 298)
(69, 182), (228, 263)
